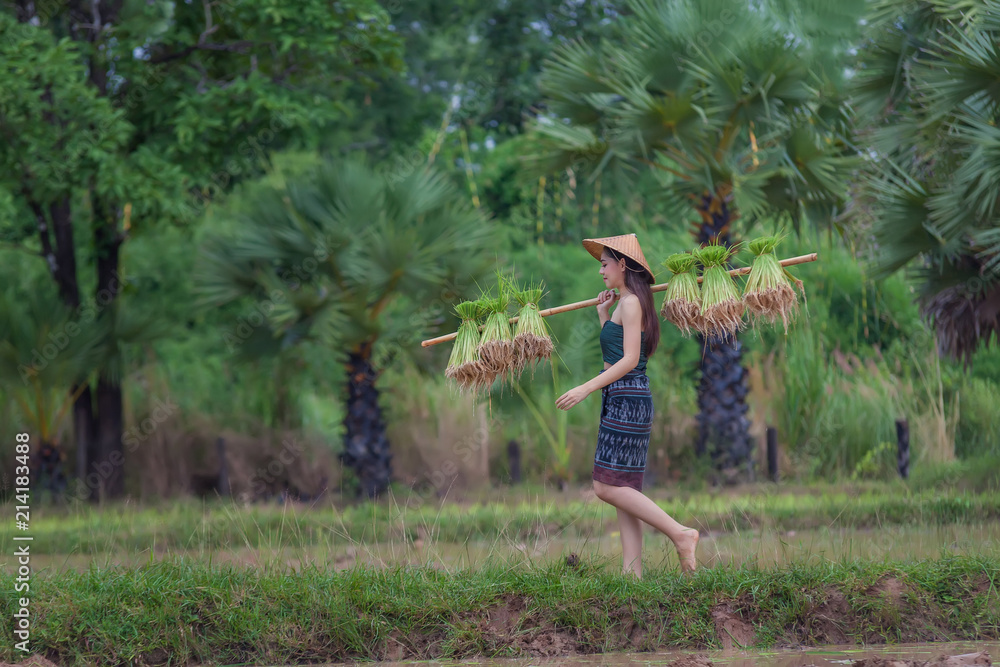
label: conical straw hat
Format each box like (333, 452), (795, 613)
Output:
(582, 233), (655, 284)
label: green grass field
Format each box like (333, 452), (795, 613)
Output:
(1, 556), (997, 665)
(8, 484), (1000, 557)
(5, 484), (999, 665)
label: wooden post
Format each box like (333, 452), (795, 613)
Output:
(507, 440), (521, 484)
(766, 426), (778, 483)
(216, 437), (230, 496)
(896, 419), (909, 480)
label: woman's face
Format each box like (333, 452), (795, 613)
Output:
(600, 249), (626, 290)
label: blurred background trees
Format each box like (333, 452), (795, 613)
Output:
(1, 0), (998, 503)
(195, 158), (495, 497)
(850, 0), (1000, 364)
(526, 0), (863, 480)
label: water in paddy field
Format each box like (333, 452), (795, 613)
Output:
(303, 642), (1000, 667)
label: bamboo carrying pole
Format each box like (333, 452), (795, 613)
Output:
(420, 252), (818, 347)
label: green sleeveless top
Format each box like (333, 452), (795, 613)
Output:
(600, 320), (647, 374)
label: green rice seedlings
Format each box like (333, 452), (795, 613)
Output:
(512, 282), (553, 377)
(477, 291), (515, 388)
(693, 243), (745, 340)
(445, 300), (486, 391)
(743, 234), (803, 332)
(659, 252), (702, 336)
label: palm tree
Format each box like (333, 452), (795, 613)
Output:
(526, 0), (862, 478)
(196, 157), (496, 498)
(0, 283), (166, 501)
(0, 287), (100, 498)
(850, 0), (1000, 363)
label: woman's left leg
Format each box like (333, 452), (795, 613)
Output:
(616, 507), (644, 577)
(595, 481), (699, 572)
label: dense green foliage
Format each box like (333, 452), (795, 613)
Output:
(851, 0), (1000, 363)
(529, 0), (862, 229)
(1, 0), (999, 500)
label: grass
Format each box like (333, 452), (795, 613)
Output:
(0, 556), (996, 665)
(10, 485), (1000, 555)
(22, 522), (1000, 576)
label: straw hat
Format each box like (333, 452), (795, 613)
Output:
(582, 233), (655, 284)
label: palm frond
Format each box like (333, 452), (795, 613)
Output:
(196, 156), (498, 361)
(972, 227), (1000, 277)
(919, 27), (1000, 120)
(867, 173), (941, 277)
(521, 120), (613, 177)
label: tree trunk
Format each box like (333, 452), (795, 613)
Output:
(696, 334), (753, 480)
(73, 388), (98, 501)
(95, 376), (125, 499)
(49, 198), (100, 499)
(93, 206), (126, 500)
(692, 186), (754, 481)
(21, 0), (125, 502)
(340, 342), (392, 498)
(32, 193), (98, 501)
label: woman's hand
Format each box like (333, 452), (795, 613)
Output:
(596, 289), (618, 317)
(556, 384), (592, 411)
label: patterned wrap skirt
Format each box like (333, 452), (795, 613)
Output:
(592, 369), (653, 492)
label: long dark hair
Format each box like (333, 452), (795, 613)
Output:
(608, 247), (660, 357)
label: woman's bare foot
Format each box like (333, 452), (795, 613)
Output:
(674, 528), (699, 573)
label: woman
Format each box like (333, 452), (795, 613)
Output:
(555, 234), (699, 577)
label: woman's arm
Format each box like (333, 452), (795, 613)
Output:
(597, 289), (616, 326)
(583, 295), (642, 392)
(555, 295), (642, 411)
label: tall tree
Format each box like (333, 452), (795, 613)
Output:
(527, 0), (861, 477)
(195, 158), (496, 498)
(358, 0), (620, 154)
(850, 0), (1000, 363)
(0, 1), (402, 500)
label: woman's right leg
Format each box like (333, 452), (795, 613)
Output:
(594, 480), (699, 572)
(617, 507), (644, 578)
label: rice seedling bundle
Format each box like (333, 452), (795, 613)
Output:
(659, 252), (702, 336)
(694, 243), (744, 339)
(743, 235), (803, 332)
(512, 284), (553, 377)
(445, 300), (485, 391)
(477, 292), (515, 388)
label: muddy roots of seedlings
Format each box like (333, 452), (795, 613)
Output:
(477, 339), (514, 383)
(476, 288), (516, 389)
(694, 245), (745, 340)
(446, 361), (489, 392)
(511, 285), (553, 379)
(698, 298), (745, 340)
(744, 283), (798, 332)
(742, 236), (803, 333)
(513, 333), (554, 376)
(660, 253), (704, 336)
(661, 297), (703, 336)
(446, 302), (489, 393)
